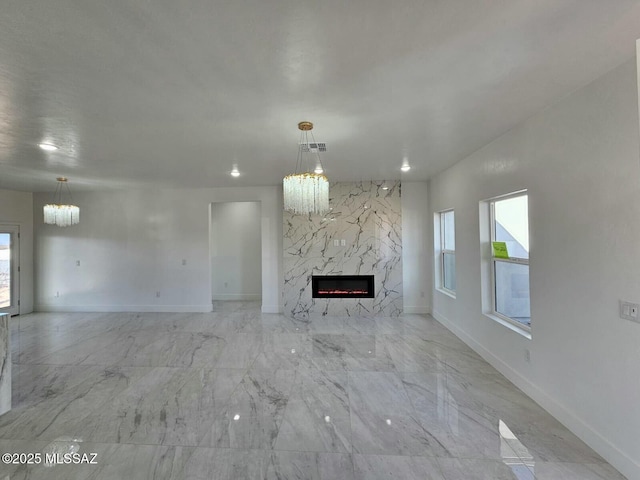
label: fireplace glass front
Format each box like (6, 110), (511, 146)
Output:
(311, 275), (375, 298)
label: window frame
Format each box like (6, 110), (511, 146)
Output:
(489, 191), (530, 332)
(438, 209), (456, 295)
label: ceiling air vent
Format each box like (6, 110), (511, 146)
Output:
(299, 142), (327, 153)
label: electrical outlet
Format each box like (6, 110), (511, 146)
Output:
(340, 239), (346, 246)
(76, 260), (80, 266)
(333, 239), (339, 247)
(156, 291), (161, 298)
(182, 259), (187, 266)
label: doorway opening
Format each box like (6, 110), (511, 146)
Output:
(209, 202), (262, 311)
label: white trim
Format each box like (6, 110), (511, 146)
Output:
(212, 294), (262, 301)
(432, 309), (640, 480)
(261, 304), (281, 314)
(494, 256), (529, 265)
(435, 287), (456, 299)
(403, 305), (431, 314)
(35, 304), (213, 313)
(481, 188), (528, 203)
(37, 302), (285, 315)
(483, 312), (531, 339)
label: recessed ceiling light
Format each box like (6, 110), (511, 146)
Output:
(230, 168), (240, 177)
(39, 143), (58, 151)
(314, 167), (324, 174)
(400, 165), (411, 172)
(382, 185), (389, 190)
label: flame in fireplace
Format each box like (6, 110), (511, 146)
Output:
(317, 289), (370, 295)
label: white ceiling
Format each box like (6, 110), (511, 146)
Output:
(1, 0), (640, 192)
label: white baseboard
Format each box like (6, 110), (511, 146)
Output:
(261, 304), (282, 314)
(35, 304), (213, 313)
(212, 294), (262, 301)
(403, 305), (431, 314)
(432, 309), (640, 480)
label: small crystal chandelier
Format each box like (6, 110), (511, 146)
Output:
(283, 121), (329, 215)
(43, 177), (80, 227)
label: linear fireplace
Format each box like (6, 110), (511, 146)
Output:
(312, 275), (375, 298)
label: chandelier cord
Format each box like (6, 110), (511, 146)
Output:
(51, 181), (62, 204)
(50, 179), (75, 205)
(308, 129), (324, 172)
(295, 128), (305, 174)
(64, 181), (74, 204)
(293, 128), (325, 174)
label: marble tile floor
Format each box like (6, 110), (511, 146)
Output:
(0, 302), (626, 479)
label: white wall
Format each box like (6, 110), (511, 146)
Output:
(33, 186), (282, 313)
(429, 58), (640, 479)
(0, 189), (34, 313)
(401, 182), (431, 314)
(211, 201), (262, 301)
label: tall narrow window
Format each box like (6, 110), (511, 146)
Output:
(490, 193), (530, 329)
(440, 210), (455, 293)
(0, 233), (9, 309)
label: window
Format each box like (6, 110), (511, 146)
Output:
(489, 193), (530, 329)
(0, 225), (19, 316)
(438, 210), (455, 294)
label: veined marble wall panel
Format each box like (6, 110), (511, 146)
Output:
(283, 181), (402, 318)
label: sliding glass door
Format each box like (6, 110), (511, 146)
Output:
(0, 225), (19, 316)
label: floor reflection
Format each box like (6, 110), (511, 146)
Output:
(500, 419), (535, 477)
(436, 373), (459, 434)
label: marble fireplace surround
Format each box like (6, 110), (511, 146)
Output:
(0, 313), (9, 416)
(283, 181), (402, 318)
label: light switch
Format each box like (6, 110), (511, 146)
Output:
(620, 300), (640, 323)
(340, 239), (346, 246)
(333, 239), (339, 246)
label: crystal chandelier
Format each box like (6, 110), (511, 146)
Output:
(283, 121), (329, 215)
(43, 177), (80, 227)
